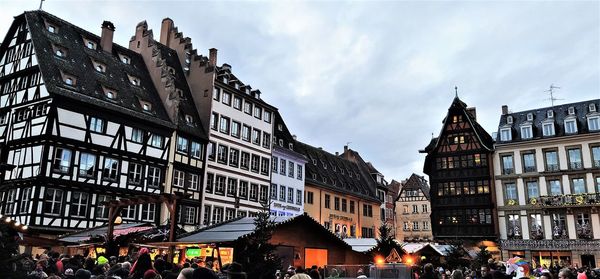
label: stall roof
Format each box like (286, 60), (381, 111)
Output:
(401, 242), (452, 256)
(344, 238), (378, 252)
(59, 223), (153, 243)
(178, 216), (293, 243)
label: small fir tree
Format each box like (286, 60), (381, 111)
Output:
(473, 245), (492, 269)
(372, 223), (403, 261)
(445, 243), (469, 269)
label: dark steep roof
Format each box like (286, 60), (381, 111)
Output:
(294, 141), (380, 203)
(153, 42), (207, 139)
(395, 173), (431, 202)
(273, 110), (295, 148)
(496, 99), (600, 143)
(24, 10), (173, 127)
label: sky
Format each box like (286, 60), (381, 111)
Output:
(1, 0), (599, 182)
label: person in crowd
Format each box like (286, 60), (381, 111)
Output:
(224, 262), (246, 279)
(130, 249), (154, 279)
(422, 264), (437, 279)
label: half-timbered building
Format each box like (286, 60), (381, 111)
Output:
(0, 11), (207, 240)
(420, 96), (497, 243)
(151, 19), (276, 226)
(394, 173), (432, 242)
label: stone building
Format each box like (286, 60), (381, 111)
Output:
(495, 100), (600, 267)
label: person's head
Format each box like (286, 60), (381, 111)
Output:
(308, 269), (320, 279)
(540, 272), (552, 279)
(74, 269), (92, 279)
(143, 269), (160, 279)
(481, 266), (490, 277)
(290, 274), (311, 279)
(559, 268), (574, 279)
(133, 253), (153, 274)
(226, 262), (247, 279)
(452, 269), (464, 279)
(425, 263), (434, 273)
(192, 267), (217, 279)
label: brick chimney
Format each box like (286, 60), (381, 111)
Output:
(502, 105), (508, 115)
(100, 21), (115, 54)
(160, 18), (173, 46)
(466, 107), (477, 120)
(209, 48), (218, 66)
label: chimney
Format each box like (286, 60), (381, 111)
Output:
(100, 21), (115, 54)
(502, 105), (508, 115)
(344, 145), (348, 153)
(160, 18), (173, 46)
(209, 48), (218, 66)
(292, 135), (297, 140)
(466, 107), (477, 120)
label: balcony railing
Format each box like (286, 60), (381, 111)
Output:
(593, 160), (600, 168)
(530, 193), (600, 208)
(523, 166), (537, 173)
(500, 239), (600, 251)
(569, 162), (583, 170)
(503, 168), (514, 175)
(545, 164), (560, 172)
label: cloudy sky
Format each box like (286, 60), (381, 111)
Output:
(1, 1), (598, 182)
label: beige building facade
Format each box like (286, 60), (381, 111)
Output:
(395, 174), (433, 242)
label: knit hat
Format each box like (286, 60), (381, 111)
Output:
(74, 269), (92, 279)
(97, 256), (109, 265)
(144, 269), (159, 279)
(64, 269), (74, 276)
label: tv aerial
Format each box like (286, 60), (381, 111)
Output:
(545, 84), (563, 106)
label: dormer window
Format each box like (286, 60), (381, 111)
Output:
(83, 38), (96, 50)
(526, 113), (533, 121)
(547, 110), (554, 118)
(55, 49), (65, 57)
(61, 72), (77, 86)
(588, 116), (600, 131)
(500, 128), (512, 141)
(168, 67), (175, 75)
(234, 83), (240, 90)
(277, 124), (283, 131)
(289, 143), (293, 150)
(143, 104), (151, 111)
(568, 107), (575, 115)
(507, 116), (513, 124)
(185, 115), (193, 124)
(106, 91), (115, 99)
(102, 86), (117, 100)
(279, 139), (284, 146)
(542, 122), (555, 136)
(223, 76), (228, 84)
(119, 54), (130, 64)
(246, 88), (251, 94)
(65, 78), (74, 86)
(47, 24), (57, 33)
(128, 75), (141, 86)
(312, 159), (317, 165)
(52, 45), (67, 58)
(564, 119), (577, 134)
(92, 60), (106, 73)
(590, 104), (597, 112)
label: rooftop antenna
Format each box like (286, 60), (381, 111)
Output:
(38, 0), (45, 10)
(346, 142), (351, 148)
(454, 86), (458, 97)
(545, 84), (563, 106)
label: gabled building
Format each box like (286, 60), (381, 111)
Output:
(269, 111), (307, 217)
(394, 174), (432, 242)
(154, 19), (277, 225)
(294, 143), (381, 238)
(494, 100), (600, 267)
(0, 11), (208, 241)
(420, 96), (497, 242)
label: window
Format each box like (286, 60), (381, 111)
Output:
(219, 116), (230, 134)
(307, 191), (314, 204)
(103, 158), (119, 181)
(413, 221), (420, 230)
(55, 48), (65, 57)
(260, 185), (269, 203)
(362, 227), (374, 238)
(229, 148), (239, 167)
(233, 96), (242, 110)
(243, 101), (252, 114)
(188, 174), (199, 190)
(79, 153), (96, 177)
(363, 204), (373, 217)
(120, 55), (130, 64)
(251, 154), (260, 173)
(501, 155), (514, 175)
(588, 116), (600, 131)
(530, 214), (544, 239)
(150, 134), (163, 148)
(203, 205), (211, 225)
(500, 128), (512, 141)
(242, 125), (251, 142)
(86, 40), (96, 50)
(217, 145), (228, 164)
(222, 92), (231, 105)
(262, 133), (271, 149)
(272, 156), (278, 173)
(280, 185), (286, 201)
(505, 183), (517, 204)
(544, 150), (559, 171)
(212, 87), (220, 100)
(147, 167), (161, 188)
(250, 183), (259, 201)
(53, 148), (72, 173)
(520, 125), (533, 139)
(129, 75), (140, 86)
(507, 214), (521, 238)
(210, 113), (219, 130)
(288, 162), (295, 178)
(141, 204), (155, 221)
(173, 170), (185, 188)
(264, 111), (272, 123)
(324, 194), (331, 209)
(422, 204), (428, 213)
(526, 181), (539, 202)
(548, 179), (562, 195)
(96, 195), (110, 219)
(280, 159), (287, 176)
(205, 173), (214, 193)
(270, 184), (278, 199)
(572, 178), (586, 194)
(287, 187), (294, 203)
(240, 152), (250, 170)
(47, 24), (56, 33)
(254, 106), (262, 119)
(207, 141), (216, 161)
(261, 157), (270, 175)
(576, 212), (592, 239)
(191, 142), (203, 159)
(423, 221), (430, 230)
(349, 200), (355, 213)
(252, 129), (261, 145)
(231, 121), (241, 138)
(227, 178), (238, 197)
(43, 188), (63, 215)
(142, 103), (151, 112)
(568, 148), (583, 169)
(226, 208), (236, 221)
(542, 122), (555, 136)
(334, 197), (340, 210)
(297, 190), (302, 205)
(565, 119), (578, 134)
(177, 137), (189, 153)
(70, 192), (88, 217)
(215, 176), (226, 195)
(412, 204), (418, 213)
(591, 146), (600, 168)
(122, 204), (136, 220)
(212, 207), (224, 224)
(297, 165), (303, 180)
(128, 162), (142, 184)
(64, 77), (74, 86)
(522, 152), (536, 173)
(552, 213), (568, 239)
(90, 117), (105, 133)
(131, 128), (144, 143)
(184, 207), (196, 224)
(4, 189), (16, 214)
(16, 188), (30, 213)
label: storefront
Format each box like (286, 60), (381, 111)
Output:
(500, 239), (600, 268)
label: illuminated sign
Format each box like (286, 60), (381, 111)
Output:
(186, 248), (201, 257)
